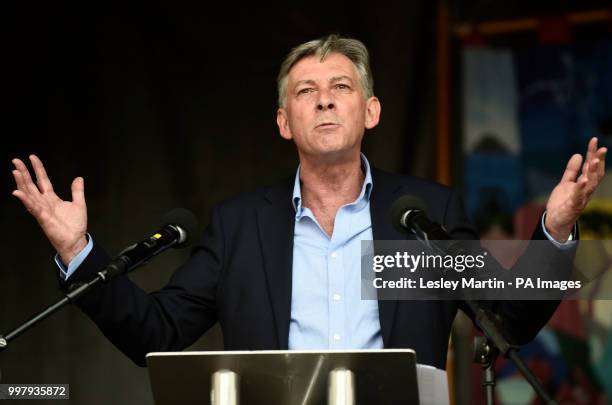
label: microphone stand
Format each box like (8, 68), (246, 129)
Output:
(0, 274), (110, 383)
(473, 335), (498, 405)
(0, 223), (185, 357)
(407, 226), (558, 404)
(0, 209), (196, 381)
(0, 269), (112, 356)
(465, 300), (558, 405)
(0, 248), (135, 366)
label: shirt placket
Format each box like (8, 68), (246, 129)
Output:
(328, 210), (347, 349)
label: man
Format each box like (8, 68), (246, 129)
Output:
(10, 35), (607, 369)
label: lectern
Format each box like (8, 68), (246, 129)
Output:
(146, 349), (421, 404)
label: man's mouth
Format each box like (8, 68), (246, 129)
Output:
(316, 122), (340, 129)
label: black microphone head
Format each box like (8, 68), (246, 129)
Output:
(162, 208), (199, 247)
(391, 195), (427, 234)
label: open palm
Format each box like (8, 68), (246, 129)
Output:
(12, 155), (88, 264)
(545, 137), (607, 241)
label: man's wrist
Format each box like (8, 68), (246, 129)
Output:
(543, 214), (574, 243)
(59, 236), (88, 265)
(542, 211), (576, 244)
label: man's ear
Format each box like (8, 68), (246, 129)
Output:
(364, 97), (381, 129)
(277, 108), (293, 140)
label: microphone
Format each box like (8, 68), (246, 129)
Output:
(101, 208), (199, 280)
(391, 194), (473, 262)
(391, 195), (451, 240)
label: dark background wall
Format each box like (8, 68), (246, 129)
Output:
(0, 3), (438, 403)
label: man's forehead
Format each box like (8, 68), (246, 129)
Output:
(288, 53), (358, 84)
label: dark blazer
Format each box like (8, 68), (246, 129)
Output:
(63, 168), (563, 369)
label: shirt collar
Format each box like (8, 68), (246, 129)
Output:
(292, 153), (373, 217)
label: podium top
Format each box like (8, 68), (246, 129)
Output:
(147, 349), (419, 405)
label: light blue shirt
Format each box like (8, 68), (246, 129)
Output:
(288, 154), (384, 349)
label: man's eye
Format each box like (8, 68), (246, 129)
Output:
(298, 88), (314, 95)
(336, 84), (350, 89)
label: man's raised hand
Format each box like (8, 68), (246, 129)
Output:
(545, 137), (607, 242)
(11, 155), (88, 264)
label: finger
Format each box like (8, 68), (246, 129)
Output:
(586, 157), (607, 197)
(12, 170), (27, 192)
(586, 137), (598, 160)
(589, 158), (600, 173)
(586, 159), (600, 193)
(71, 177), (85, 206)
(596, 147), (607, 178)
(577, 161), (589, 184)
(12, 189), (38, 214)
(571, 176), (589, 208)
(582, 137), (598, 177)
(12, 158), (40, 195)
(12, 170), (42, 202)
(561, 154), (583, 182)
(29, 155), (54, 194)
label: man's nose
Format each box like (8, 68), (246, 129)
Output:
(317, 102), (335, 111)
(316, 90), (335, 111)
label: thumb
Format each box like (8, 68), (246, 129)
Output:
(71, 177), (86, 205)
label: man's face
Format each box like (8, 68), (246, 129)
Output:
(276, 52), (380, 161)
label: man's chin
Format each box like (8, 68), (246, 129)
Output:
(303, 146), (360, 162)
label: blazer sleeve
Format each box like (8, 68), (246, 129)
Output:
(442, 189), (577, 345)
(59, 205), (226, 367)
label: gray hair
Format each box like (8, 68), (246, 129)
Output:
(277, 34), (374, 108)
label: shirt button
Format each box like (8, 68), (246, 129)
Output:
(333, 294), (341, 301)
(331, 251), (338, 259)
(333, 334), (341, 341)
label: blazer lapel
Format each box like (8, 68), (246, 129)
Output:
(370, 168), (406, 345)
(256, 179), (295, 349)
